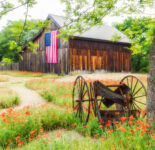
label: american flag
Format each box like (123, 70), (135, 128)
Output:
(45, 31), (58, 63)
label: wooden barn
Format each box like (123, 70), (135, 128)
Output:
(20, 14), (131, 74)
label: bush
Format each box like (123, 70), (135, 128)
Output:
(131, 54), (149, 73)
(41, 90), (56, 102)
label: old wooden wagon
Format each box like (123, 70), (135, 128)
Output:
(72, 75), (147, 125)
(20, 14), (131, 74)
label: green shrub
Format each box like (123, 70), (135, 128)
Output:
(41, 90), (56, 102)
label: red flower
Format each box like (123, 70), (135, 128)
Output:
(140, 110), (146, 115)
(16, 136), (20, 140)
(129, 115), (134, 121)
(30, 130), (35, 135)
(83, 126), (86, 128)
(100, 119), (103, 123)
(8, 139), (11, 142)
(130, 129), (135, 134)
(120, 117), (127, 122)
(106, 123), (110, 127)
(100, 138), (104, 142)
(72, 124), (76, 127)
(25, 111), (31, 115)
(148, 118), (153, 121)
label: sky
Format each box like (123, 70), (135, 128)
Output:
(0, 0), (155, 31)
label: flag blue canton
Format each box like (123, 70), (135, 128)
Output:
(45, 32), (51, 46)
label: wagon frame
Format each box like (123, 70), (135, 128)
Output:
(72, 75), (147, 125)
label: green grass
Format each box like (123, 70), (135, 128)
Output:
(0, 104), (153, 150)
(15, 128), (154, 150)
(0, 76), (9, 82)
(0, 71), (59, 79)
(25, 79), (73, 107)
(25, 76), (148, 111)
(0, 87), (20, 109)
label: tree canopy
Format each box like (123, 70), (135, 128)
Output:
(115, 17), (155, 72)
(0, 19), (49, 62)
(59, 0), (154, 39)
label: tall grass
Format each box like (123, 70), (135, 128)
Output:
(0, 87), (20, 109)
(0, 71), (59, 79)
(25, 79), (73, 107)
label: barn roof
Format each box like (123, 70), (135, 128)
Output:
(48, 14), (130, 44)
(30, 14), (130, 45)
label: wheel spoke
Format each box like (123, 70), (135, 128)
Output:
(82, 89), (88, 99)
(133, 100), (146, 105)
(133, 95), (146, 99)
(132, 79), (138, 95)
(131, 77), (133, 93)
(131, 103), (136, 110)
(133, 86), (143, 96)
(133, 102), (141, 110)
(82, 83), (86, 94)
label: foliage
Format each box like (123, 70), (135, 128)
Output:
(0, 0), (37, 19)
(59, 0), (154, 40)
(0, 87), (20, 109)
(110, 32), (122, 42)
(0, 19), (49, 62)
(115, 17), (155, 72)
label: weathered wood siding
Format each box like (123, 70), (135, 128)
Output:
(19, 22), (69, 74)
(20, 22), (131, 74)
(69, 38), (131, 72)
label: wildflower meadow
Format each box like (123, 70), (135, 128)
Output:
(0, 72), (154, 150)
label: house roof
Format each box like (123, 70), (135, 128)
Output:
(47, 14), (130, 44)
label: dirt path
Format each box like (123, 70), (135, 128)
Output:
(9, 84), (45, 109)
(0, 75), (47, 112)
(56, 72), (136, 82)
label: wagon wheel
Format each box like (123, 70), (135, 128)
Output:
(120, 75), (147, 112)
(72, 76), (91, 125)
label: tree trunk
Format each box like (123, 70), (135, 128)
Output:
(147, 33), (155, 126)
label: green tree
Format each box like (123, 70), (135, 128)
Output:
(115, 17), (155, 72)
(0, 19), (49, 62)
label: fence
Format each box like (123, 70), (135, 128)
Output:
(0, 63), (19, 71)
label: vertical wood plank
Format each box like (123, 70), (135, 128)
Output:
(88, 49), (91, 72)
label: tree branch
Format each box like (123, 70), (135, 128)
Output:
(0, 2), (27, 18)
(18, 3), (29, 42)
